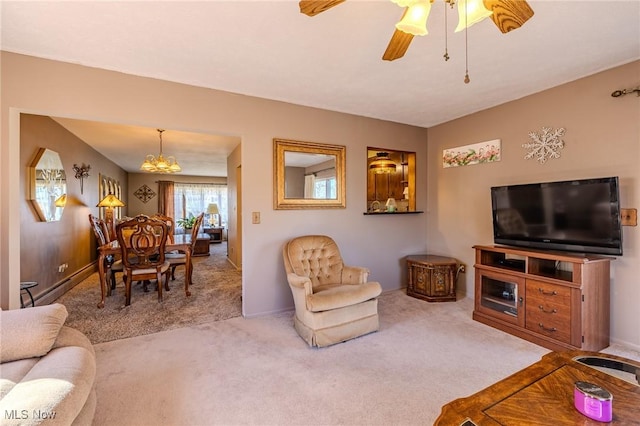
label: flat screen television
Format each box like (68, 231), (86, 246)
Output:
(491, 177), (623, 255)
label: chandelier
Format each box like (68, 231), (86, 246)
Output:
(369, 152), (397, 174)
(140, 129), (182, 173)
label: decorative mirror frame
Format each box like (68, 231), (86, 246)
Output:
(28, 147), (67, 222)
(274, 138), (346, 209)
(98, 173), (123, 221)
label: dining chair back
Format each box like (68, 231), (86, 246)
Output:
(151, 213), (175, 244)
(166, 212), (205, 282)
(116, 214), (171, 306)
(89, 214), (123, 294)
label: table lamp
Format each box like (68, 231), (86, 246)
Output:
(97, 193), (125, 241)
(206, 203), (220, 227)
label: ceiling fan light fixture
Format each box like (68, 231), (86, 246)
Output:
(395, 0), (432, 36)
(391, 0), (420, 7)
(140, 129), (182, 174)
(454, 0), (493, 32)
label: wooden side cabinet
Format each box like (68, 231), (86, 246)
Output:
(406, 255), (459, 302)
(203, 227), (223, 244)
(473, 245), (612, 351)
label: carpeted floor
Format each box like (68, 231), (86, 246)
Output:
(55, 242), (242, 344)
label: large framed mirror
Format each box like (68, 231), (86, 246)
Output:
(366, 147), (417, 214)
(274, 138), (346, 209)
(29, 148), (67, 222)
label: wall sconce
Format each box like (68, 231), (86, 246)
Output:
(73, 163), (91, 194)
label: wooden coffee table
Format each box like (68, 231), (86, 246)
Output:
(435, 350), (640, 425)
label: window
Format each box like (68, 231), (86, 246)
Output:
(174, 183), (227, 229)
(314, 177), (336, 199)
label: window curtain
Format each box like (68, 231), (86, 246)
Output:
(157, 180), (175, 219)
(304, 174), (315, 199)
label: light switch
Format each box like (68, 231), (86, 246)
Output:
(252, 212), (260, 224)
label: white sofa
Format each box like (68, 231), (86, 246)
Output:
(0, 304), (96, 425)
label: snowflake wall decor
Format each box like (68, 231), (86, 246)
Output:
(133, 184), (156, 203)
(522, 127), (566, 164)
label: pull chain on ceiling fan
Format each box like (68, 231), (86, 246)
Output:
(299, 0), (534, 79)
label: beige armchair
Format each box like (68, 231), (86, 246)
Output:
(283, 235), (382, 347)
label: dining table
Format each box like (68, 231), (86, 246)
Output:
(96, 233), (193, 308)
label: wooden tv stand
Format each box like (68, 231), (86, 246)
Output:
(473, 245), (612, 352)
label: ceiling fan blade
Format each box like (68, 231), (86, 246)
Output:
(299, 0), (346, 17)
(382, 29), (415, 61)
(484, 0), (534, 34)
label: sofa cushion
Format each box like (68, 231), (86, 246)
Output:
(0, 303), (68, 363)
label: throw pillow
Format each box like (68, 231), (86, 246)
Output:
(0, 303), (68, 363)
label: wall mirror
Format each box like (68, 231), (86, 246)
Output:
(367, 147), (416, 214)
(274, 138), (346, 209)
(29, 148), (67, 222)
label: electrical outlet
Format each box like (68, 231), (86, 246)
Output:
(621, 208), (637, 226)
(459, 264), (466, 273)
(252, 212), (260, 224)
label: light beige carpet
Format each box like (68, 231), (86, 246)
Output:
(56, 243), (241, 344)
(92, 289), (640, 425)
(94, 291), (553, 425)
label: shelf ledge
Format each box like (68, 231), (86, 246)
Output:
(363, 211), (424, 215)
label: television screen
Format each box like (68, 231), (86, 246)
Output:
(491, 177), (622, 255)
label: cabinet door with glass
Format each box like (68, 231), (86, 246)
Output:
(475, 269), (525, 327)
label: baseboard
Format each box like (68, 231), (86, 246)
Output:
(33, 262), (97, 306)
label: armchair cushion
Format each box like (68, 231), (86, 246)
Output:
(0, 303), (68, 363)
(307, 282), (382, 312)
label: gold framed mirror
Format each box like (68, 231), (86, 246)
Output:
(274, 138), (346, 209)
(29, 148), (67, 222)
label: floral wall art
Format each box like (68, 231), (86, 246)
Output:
(443, 139), (501, 168)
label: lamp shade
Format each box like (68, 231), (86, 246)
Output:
(54, 194), (67, 207)
(206, 203), (219, 215)
(454, 0), (493, 32)
(370, 152), (397, 174)
(395, 0), (432, 36)
(97, 193), (125, 208)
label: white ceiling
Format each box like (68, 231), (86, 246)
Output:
(2, 1), (639, 176)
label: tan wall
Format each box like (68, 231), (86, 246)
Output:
(19, 114), (128, 303)
(427, 60), (640, 349)
(1, 52), (429, 318)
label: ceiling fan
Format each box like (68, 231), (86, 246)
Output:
(298, 0), (534, 61)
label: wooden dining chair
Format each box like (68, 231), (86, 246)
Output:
(116, 214), (171, 306)
(151, 213), (175, 244)
(89, 214), (123, 294)
(165, 212), (204, 283)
